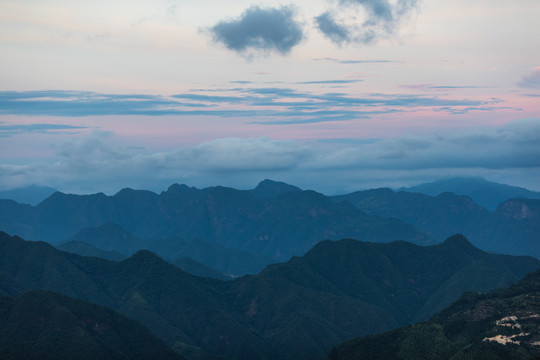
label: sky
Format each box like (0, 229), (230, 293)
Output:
(1, 0), (539, 195)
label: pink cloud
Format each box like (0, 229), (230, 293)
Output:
(518, 67), (540, 89)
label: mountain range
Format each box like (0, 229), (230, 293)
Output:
(0, 181), (435, 264)
(0, 178), (539, 280)
(402, 177), (540, 211)
(332, 188), (540, 258)
(1, 231), (538, 360)
(60, 221), (273, 276)
(328, 266), (540, 360)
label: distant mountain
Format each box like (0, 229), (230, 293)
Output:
(332, 189), (490, 241)
(249, 179), (302, 198)
(0, 290), (184, 360)
(64, 221), (146, 255)
(57, 238), (232, 280)
(0, 185), (57, 206)
(63, 222), (273, 275)
(0, 184), (435, 262)
(332, 189), (540, 258)
(173, 256), (232, 281)
(403, 177), (540, 210)
(165, 237), (273, 276)
(56, 240), (127, 261)
(1, 231), (538, 360)
(328, 268), (540, 360)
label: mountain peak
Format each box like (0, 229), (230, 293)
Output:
(441, 234), (476, 250)
(250, 179), (302, 198)
(125, 249), (166, 266)
(166, 183), (193, 193)
(404, 177), (540, 211)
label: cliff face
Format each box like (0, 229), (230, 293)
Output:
(496, 199), (540, 220)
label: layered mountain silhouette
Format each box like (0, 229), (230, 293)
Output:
(0, 290), (184, 360)
(0, 185), (57, 206)
(56, 238), (231, 280)
(1, 231), (538, 360)
(57, 239), (128, 261)
(0, 181), (435, 264)
(402, 177), (540, 211)
(328, 267), (540, 360)
(60, 221), (272, 276)
(173, 256), (232, 281)
(333, 188), (540, 258)
(1, 178), (539, 278)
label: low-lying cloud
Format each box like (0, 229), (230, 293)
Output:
(1, 118), (539, 194)
(208, 6), (304, 57)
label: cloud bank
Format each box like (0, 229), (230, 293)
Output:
(1, 118), (539, 194)
(209, 6), (304, 57)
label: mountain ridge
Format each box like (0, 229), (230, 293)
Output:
(402, 177), (540, 210)
(0, 183), (435, 263)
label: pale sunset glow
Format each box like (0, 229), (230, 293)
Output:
(1, 0), (539, 194)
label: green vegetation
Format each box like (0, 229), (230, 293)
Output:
(0, 290), (184, 360)
(328, 270), (540, 360)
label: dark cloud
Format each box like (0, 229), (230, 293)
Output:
(341, 0), (394, 22)
(316, 0), (420, 45)
(518, 67), (540, 89)
(209, 6), (304, 57)
(314, 12), (350, 44)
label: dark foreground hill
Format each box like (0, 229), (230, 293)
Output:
(328, 268), (540, 360)
(0, 290), (183, 360)
(0, 231), (538, 360)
